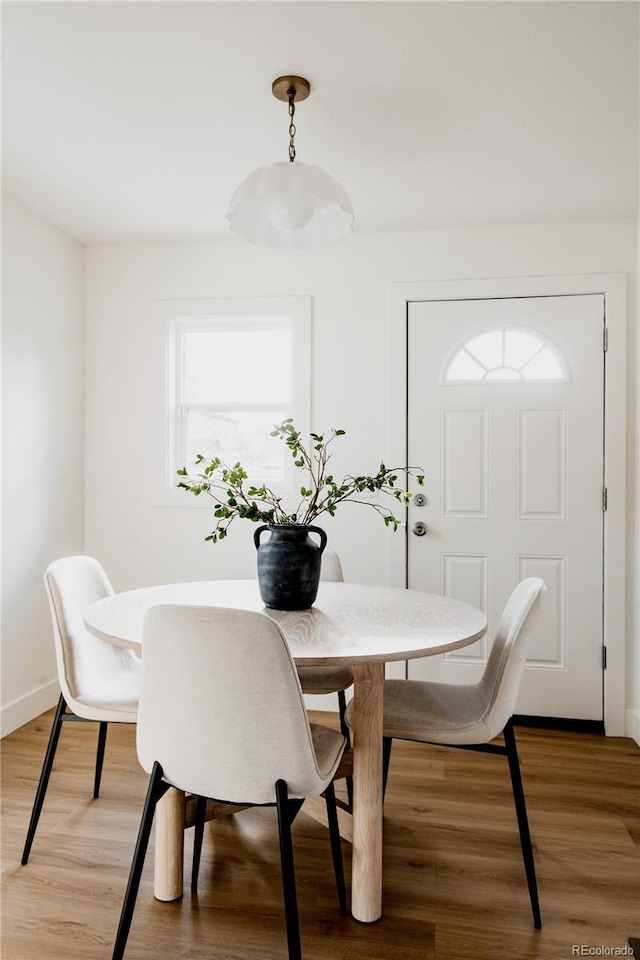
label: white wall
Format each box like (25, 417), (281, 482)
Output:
(0, 203), (635, 737)
(1, 193), (84, 736)
(84, 218), (639, 735)
(633, 215), (640, 745)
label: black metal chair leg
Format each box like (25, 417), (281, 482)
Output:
(324, 782), (348, 915)
(94, 722), (109, 798)
(275, 779), (302, 960)
(503, 721), (542, 929)
(382, 736), (393, 803)
(191, 795), (208, 893)
(112, 762), (169, 960)
(337, 691), (354, 809)
(337, 690), (350, 743)
(346, 776), (354, 811)
(21, 694), (67, 865)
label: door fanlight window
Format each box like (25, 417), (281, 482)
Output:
(444, 329), (567, 383)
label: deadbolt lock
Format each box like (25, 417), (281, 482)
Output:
(414, 493), (427, 507)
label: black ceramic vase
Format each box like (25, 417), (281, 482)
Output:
(254, 524), (327, 610)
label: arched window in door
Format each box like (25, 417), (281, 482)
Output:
(444, 328), (567, 382)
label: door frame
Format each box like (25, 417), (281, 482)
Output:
(386, 273), (627, 736)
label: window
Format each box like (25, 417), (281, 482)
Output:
(444, 328), (567, 383)
(163, 297), (310, 495)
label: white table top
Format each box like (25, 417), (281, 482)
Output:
(85, 580), (487, 666)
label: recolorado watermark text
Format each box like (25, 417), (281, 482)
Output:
(571, 948), (633, 957)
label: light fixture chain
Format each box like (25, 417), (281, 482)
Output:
(288, 89), (296, 163)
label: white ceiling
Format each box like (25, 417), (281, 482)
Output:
(2, 1), (639, 245)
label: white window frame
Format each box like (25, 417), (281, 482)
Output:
(156, 296), (311, 506)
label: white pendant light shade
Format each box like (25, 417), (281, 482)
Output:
(227, 160), (354, 250)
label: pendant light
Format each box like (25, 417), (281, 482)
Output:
(226, 76), (354, 250)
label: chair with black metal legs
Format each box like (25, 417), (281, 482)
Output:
(112, 604), (348, 960)
(21, 556), (140, 865)
(349, 576), (546, 929)
(296, 551), (354, 804)
(296, 552), (353, 734)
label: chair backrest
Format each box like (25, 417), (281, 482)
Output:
(137, 604), (340, 805)
(321, 550), (344, 583)
(478, 577), (545, 739)
(44, 555), (134, 708)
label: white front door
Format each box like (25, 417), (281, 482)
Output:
(407, 294), (605, 721)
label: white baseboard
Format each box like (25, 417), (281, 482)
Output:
(626, 708), (640, 747)
(1, 679), (59, 738)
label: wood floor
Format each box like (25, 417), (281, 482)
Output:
(2, 708), (639, 960)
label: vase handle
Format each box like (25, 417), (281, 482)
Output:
(253, 525), (270, 550)
(306, 525), (327, 555)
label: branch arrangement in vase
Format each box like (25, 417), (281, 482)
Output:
(176, 419), (425, 543)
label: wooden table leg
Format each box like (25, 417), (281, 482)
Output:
(350, 661), (384, 923)
(154, 787), (185, 901)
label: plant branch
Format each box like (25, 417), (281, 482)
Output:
(177, 420), (425, 543)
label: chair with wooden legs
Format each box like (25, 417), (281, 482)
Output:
(112, 604), (348, 960)
(21, 556), (140, 864)
(348, 577), (545, 928)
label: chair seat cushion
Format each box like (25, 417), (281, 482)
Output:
(309, 723), (347, 781)
(72, 657), (141, 722)
(297, 664), (354, 695)
(347, 678), (494, 746)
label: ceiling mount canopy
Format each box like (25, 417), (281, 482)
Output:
(271, 74), (310, 106)
(226, 75), (354, 250)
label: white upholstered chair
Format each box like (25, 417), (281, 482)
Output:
(21, 556), (140, 864)
(349, 577), (545, 928)
(112, 604), (348, 960)
(296, 551), (354, 736)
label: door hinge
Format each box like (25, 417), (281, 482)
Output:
(602, 646), (607, 670)
(602, 487), (608, 511)
(603, 327), (608, 352)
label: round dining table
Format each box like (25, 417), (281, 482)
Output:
(84, 579), (487, 923)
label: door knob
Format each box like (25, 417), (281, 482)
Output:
(413, 522), (428, 537)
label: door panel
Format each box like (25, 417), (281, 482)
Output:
(407, 294), (604, 720)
